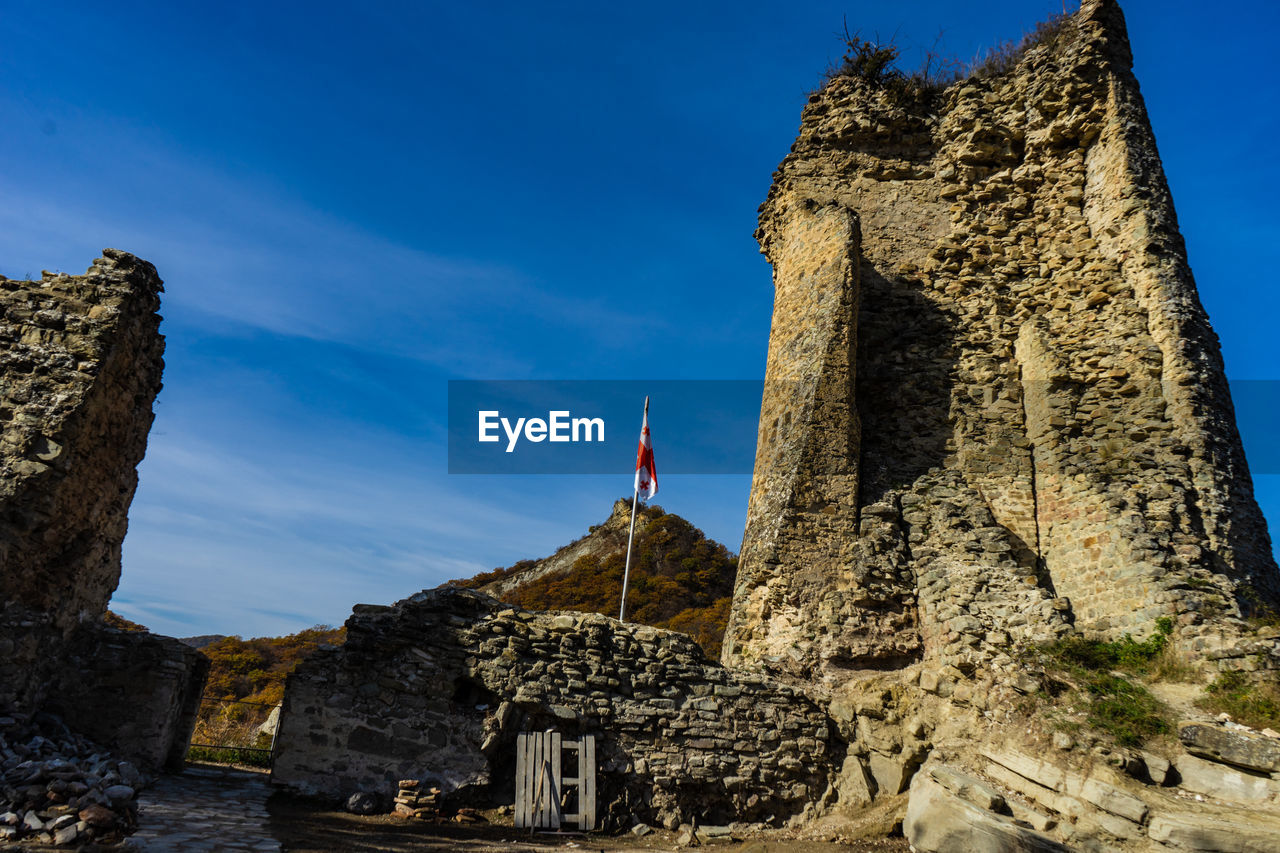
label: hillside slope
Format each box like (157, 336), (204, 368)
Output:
(453, 499), (738, 657)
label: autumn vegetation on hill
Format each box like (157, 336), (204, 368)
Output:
(100, 611), (345, 763)
(454, 502), (738, 658)
(190, 626), (345, 764)
(103, 610), (147, 632)
(199, 626), (346, 707)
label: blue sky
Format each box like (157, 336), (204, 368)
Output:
(3, 1), (1277, 638)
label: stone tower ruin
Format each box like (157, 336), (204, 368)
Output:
(723, 0), (1278, 685)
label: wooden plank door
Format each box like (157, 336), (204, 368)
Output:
(580, 735), (596, 830)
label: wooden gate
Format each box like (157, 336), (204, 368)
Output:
(515, 732), (596, 831)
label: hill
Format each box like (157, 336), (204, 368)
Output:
(453, 499), (737, 658)
(189, 626), (345, 763)
(199, 626), (346, 708)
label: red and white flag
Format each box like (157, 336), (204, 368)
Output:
(634, 397), (657, 500)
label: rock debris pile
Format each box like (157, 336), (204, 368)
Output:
(0, 713), (147, 847)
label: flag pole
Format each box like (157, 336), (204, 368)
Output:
(619, 396), (648, 623)
(618, 484), (639, 623)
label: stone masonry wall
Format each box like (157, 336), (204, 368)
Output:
(47, 625), (211, 771)
(0, 251), (207, 770)
(723, 0), (1278, 685)
(273, 587), (839, 830)
(1, 250), (165, 640)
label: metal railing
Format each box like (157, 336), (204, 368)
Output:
(186, 696), (280, 766)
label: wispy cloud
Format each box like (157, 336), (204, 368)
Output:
(0, 99), (662, 376)
(116, 428), (569, 637)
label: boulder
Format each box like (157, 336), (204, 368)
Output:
(77, 804), (116, 828)
(256, 705), (282, 741)
(929, 764), (1006, 812)
(344, 791), (380, 815)
(1079, 778), (1147, 824)
(833, 754), (875, 810)
(1180, 723), (1280, 774)
(1140, 751), (1171, 786)
(868, 753), (913, 796)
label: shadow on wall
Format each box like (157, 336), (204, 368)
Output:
(856, 257), (959, 506)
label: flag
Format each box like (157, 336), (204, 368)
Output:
(634, 397), (657, 500)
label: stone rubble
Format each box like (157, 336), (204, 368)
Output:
(0, 712), (147, 847)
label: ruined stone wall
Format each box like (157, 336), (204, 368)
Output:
(45, 626), (210, 771)
(724, 0), (1278, 684)
(1, 250), (165, 638)
(273, 588), (838, 830)
(0, 251), (207, 769)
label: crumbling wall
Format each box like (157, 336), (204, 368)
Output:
(0, 251), (207, 769)
(272, 587), (839, 830)
(46, 626), (210, 771)
(1, 250), (166, 638)
(724, 0), (1278, 684)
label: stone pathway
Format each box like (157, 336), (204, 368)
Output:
(129, 765), (279, 852)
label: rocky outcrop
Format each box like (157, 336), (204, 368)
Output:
(272, 587), (837, 830)
(905, 767), (1069, 853)
(904, 724), (1280, 853)
(1179, 722), (1280, 774)
(0, 252), (207, 772)
(724, 0), (1278, 685)
(473, 499), (654, 598)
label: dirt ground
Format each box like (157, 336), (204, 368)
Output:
(265, 794), (910, 853)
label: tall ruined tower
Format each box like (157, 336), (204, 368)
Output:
(723, 0), (1278, 685)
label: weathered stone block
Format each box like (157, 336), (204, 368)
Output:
(1079, 778), (1147, 824)
(1180, 723), (1280, 773)
(1148, 811), (1280, 852)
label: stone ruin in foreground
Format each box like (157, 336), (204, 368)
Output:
(273, 2), (1280, 849)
